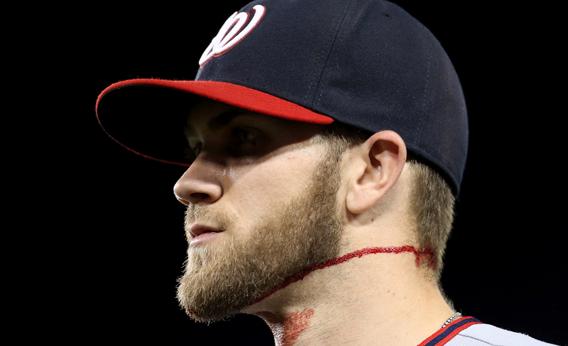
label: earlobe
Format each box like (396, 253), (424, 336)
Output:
(345, 131), (407, 215)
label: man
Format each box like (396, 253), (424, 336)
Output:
(96, 0), (556, 344)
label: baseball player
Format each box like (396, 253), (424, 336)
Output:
(96, 0), (557, 344)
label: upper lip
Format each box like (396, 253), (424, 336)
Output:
(189, 224), (223, 238)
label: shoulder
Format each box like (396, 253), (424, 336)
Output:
(446, 323), (558, 346)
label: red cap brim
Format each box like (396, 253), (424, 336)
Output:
(96, 79), (334, 165)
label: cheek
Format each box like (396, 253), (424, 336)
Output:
(225, 152), (317, 224)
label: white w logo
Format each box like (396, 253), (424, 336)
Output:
(199, 4), (266, 66)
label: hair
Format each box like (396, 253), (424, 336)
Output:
(314, 122), (455, 281)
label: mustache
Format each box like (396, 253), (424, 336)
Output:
(184, 204), (202, 225)
(184, 204), (231, 235)
(184, 204), (205, 230)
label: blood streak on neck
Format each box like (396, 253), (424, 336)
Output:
(258, 308), (315, 346)
(252, 246), (434, 305)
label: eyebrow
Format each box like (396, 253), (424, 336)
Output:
(185, 108), (249, 138)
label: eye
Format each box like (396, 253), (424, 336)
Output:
(232, 127), (258, 145)
(230, 127), (261, 156)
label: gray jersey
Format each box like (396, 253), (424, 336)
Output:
(419, 316), (557, 346)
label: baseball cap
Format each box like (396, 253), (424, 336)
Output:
(96, 0), (468, 194)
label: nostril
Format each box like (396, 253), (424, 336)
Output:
(190, 192), (210, 203)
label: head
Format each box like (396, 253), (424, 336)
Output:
(174, 98), (455, 324)
(96, 0), (466, 325)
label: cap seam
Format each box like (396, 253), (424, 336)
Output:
(310, 0), (355, 107)
(416, 42), (433, 146)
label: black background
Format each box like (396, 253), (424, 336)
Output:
(25, 0), (565, 344)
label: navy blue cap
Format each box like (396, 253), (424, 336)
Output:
(97, 0), (468, 194)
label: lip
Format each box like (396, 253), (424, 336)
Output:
(188, 224), (224, 246)
(190, 231), (222, 246)
(189, 224), (223, 238)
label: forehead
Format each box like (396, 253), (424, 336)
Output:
(184, 101), (234, 139)
(186, 98), (236, 129)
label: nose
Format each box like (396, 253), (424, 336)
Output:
(173, 156), (223, 206)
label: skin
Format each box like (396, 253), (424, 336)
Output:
(174, 99), (454, 345)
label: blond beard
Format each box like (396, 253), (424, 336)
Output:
(177, 147), (344, 323)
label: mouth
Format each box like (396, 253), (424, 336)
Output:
(188, 224), (224, 246)
(189, 224), (223, 238)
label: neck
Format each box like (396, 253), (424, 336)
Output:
(241, 245), (454, 346)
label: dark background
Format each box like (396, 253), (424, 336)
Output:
(28, 0), (564, 344)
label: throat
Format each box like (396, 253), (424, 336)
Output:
(258, 308), (315, 346)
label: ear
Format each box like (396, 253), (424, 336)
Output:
(345, 130), (407, 215)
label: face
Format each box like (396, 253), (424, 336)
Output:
(174, 99), (345, 323)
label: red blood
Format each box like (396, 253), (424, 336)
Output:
(258, 308), (315, 346)
(252, 246), (434, 305)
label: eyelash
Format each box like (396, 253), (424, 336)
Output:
(232, 127), (258, 145)
(191, 142), (203, 156)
